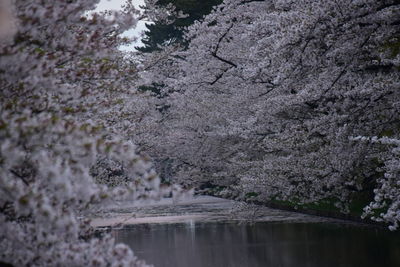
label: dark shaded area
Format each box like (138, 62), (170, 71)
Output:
(137, 0), (223, 53)
(114, 222), (400, 267)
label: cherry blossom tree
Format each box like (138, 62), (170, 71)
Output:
(0, 0), (177, 266)
(141, 0), (400, 228)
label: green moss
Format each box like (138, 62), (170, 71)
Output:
(19, 195), (29, 205)
(63, 107), (75, 113)
(34, 47), (45, 56)
(382, 37), (400, 58)
(245, 192), (259, 199)
(115, 99), (124, 105)
(269, 192), (373, 217)
(105, 144), (113, 153)
(51, 115), (59, 123)
(82, 57), (93, 63)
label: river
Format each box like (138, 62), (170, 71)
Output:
(92, 196), (400, 267)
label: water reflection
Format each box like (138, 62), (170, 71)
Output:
(113, 222), (400, 267)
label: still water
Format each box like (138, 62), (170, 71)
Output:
(114, 222), (400, 267)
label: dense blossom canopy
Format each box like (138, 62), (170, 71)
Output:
(142, 0), (400, 229)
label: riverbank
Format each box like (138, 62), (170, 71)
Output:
(204, 190), (388, 229)
(248, 198), (386, 228)
(91, 196), (364, 228)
